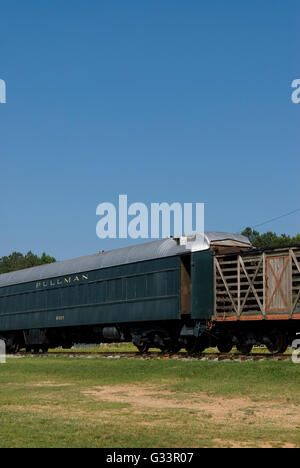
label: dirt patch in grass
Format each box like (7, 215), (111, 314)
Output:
(213, 439), (296, 448)
(30, 381), (72, 388)
(0, 404), (48, 413)
(81, 384), (300, 429)
(7, 381), (73, 388)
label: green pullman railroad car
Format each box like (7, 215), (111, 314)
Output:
(0, 232), (299, 355)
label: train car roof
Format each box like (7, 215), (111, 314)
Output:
(0, 232), (251, 287)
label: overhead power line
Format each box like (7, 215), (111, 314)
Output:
(253, 208), (300, 229)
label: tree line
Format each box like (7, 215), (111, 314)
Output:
(0, 252), (56, 275)
(241, 228), (300, 249)
(0, 229), (299, 274)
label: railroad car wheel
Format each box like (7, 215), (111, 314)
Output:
(5, 336), (20, 354)
(217, 342), (233, 353)
(6, 343), (20, 354)
(266, 330), (288, 355)
(185, 337), (206, 355)
(169, 344), (182, 353)
(136, 343), (150, 353)
(236, 343), (253, 355)
(163, 343), (181, 354)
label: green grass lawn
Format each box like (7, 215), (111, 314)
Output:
(0, 356), (299, 448)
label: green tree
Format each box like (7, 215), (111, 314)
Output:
(0, 251), (56, 274)
(242, 227), (300, 249)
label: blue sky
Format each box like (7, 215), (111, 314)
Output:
(0, 0), (299, 260)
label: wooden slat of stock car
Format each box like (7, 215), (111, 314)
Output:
(213, 247), (300, 322)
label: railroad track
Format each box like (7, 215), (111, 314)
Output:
(13, 351), (293, 361)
